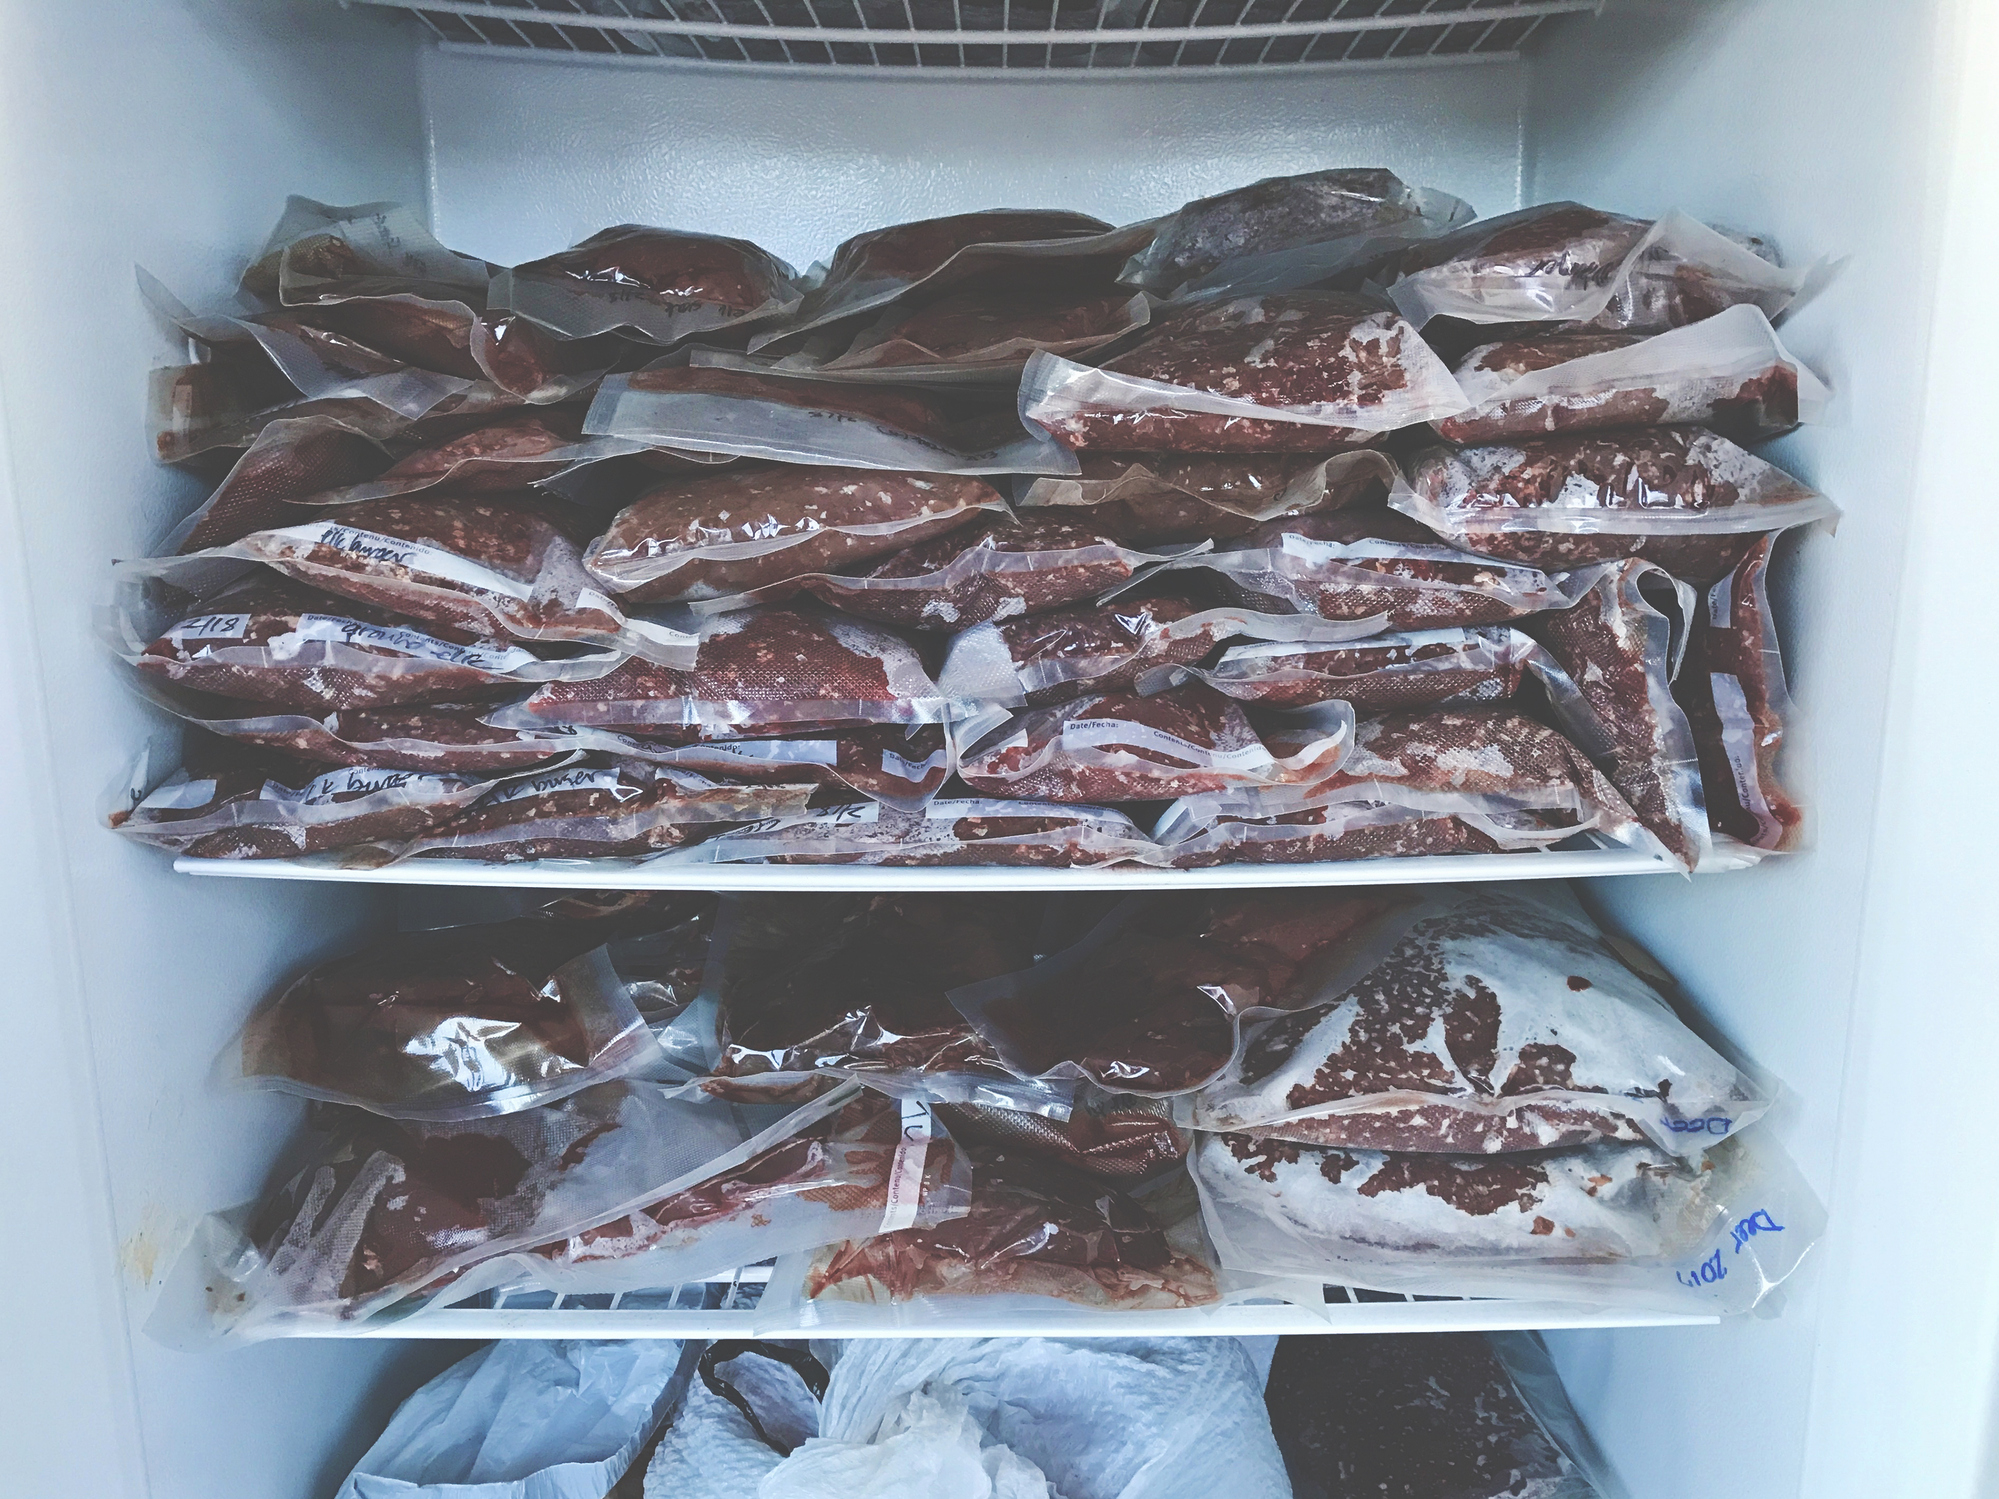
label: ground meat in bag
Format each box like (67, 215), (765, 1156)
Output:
(1530, 561), (1709, 869)
(1150, 707), (1643, 868)
(1191, 507), (1602, 630)
(1387, 202), (1807, 332)
(675, 798), (1159, 869)
(145, 696), (583, 775)
(955, 683), (1351, 803)
(632, 723), (952, 809)
(1125, 167), (1474, 297)
(583, 466), (1005, 603)
(122, 574), (624, 712)
(166, 415), (393, 554)
(305, 408), (641, 507)
(1020, 292), (1468, 452)
(1397, 426), (1838, 584)
(1435, 303), (1829, 444)
(1172, 625), (1547, 710)
(1675, 535), (1804, 853)
(492, 223), (801, 343)
(232, 922), (661, 1120)
(821, 284), (1150, 376)
(496, 608), (968, 737)
(1182, 882), (1765, 1153)
(1015, 449), (1392, 547)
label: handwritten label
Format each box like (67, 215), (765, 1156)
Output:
(483, 767), (633, 806)
(1676, 1248), (1727, 1288)
(877, 1098), (934, 1235)
(271, 616), (536, 672)
(882, 746), (948, 781)
(1730, 1208), (1784, 1254)
(166, 612), (250, 644)
(1663, 1114), (1734, 1137)
(1062, 717), (1273, 772)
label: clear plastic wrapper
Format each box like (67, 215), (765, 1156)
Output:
(305, 408), (643, 508)
(1166, 625), (1549, 711)
(115, 572), (626, 712)
(231, 922), (666, 1121)
(164, 415), (393, 554)
(1435, 303), (1829, 445)
(931, 1090), (1184, 1185)
(1126, 167), (1474, 298)
(1397, 425), (1839, 585)
(1179, 882), (1767, 1154)
(1015, 449), (1394, 547)
(625, 723), (953, 810)
(586, 364), (1077, 475)
(1191, 1129), (1822, 1315)
(146, 356), (414, 468)
(954, 683), (1353, 804)
(123, 494), (699, 666)
(394, 757), (816, 864)
(492, 223), (802, 344)
(812, 284), (1151, 380)
(1148, 707), (1646, 869)
(1019, 292), (1468, 452)
(672, 797), (1160, 869)
(1676, 534), (1804, 853)
(583, 465), (1006, 603)
(1387, 204), (1808, 333)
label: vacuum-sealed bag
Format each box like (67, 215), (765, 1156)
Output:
(231, 923), (665, 1121)
(584, 466), (1006, 602)
(305, 409), (642, 507)
(165, 415), (393, 554)
(1180, 882), (1767, 1154)
(1435, 303), (1828, 444)
(1020, 292), (1468, 452)
(954, 683), (1352, 803)
(932, 1090), (1185, 1186)
(811, 283), (1151, 380)
(1397, 426), (1839, 585)
(1676, 534), (1804, 853)
(1387, 203), (1808, 333)
(143, 694), (582, 775)
(493, 223), (802, 344)
(1192, 1129), (1822, 1315)
(628, 723), (952, 810)
(1168, 625), (1548, 710)
(671, 798), (1160, 869)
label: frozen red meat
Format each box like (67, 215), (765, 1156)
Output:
(932, 1092), (1185, 1186)
(1174, 625), (1547, 711)
(152, 698), (582, 776)
(629, 722), (952, 810)
(1015, 450), (1392, 547)
(166, 415), (392, 554)
(821, 283), (1149, 375)
(307, 409), (638, 506)
(675, 798), (1160, 870)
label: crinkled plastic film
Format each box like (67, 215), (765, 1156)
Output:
(1165, 625), (1549, 710)
(667, 799), (1160, 869)
(163, 415), (393, 554)
(304, 411), (644, 509)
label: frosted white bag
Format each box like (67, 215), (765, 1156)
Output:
(764, 1388), (1051, 1499)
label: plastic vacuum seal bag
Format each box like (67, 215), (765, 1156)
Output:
(630, 723), (952, 810)
(305, 408), (643, 508)
(334, 1340), (689, 1499)
(933, 1089), (1185, 1186)
(1180, 881), (1767, 1154)
(164, 414), (392, 554)
(493, 223), (802, 344)
(674, 798), (1160, 869)
(809, 283), (1151, 381)
(229, 922), (666, 1121)
(1396, 425), (1839, 585)
(1435, 303), (1829, 444)
(1265, 1332), (1623, 1499)
(1676, 534), (1805, 853)
(394, 758), (815, 864)
(954, 683), (1352, 803)
(1191, 1128), (1822, 1315)
(584, 466), (1007, 602)
(1015, 449), (1395, 546)
(1020, 292), (1467, 452)
(1387, 203), (1808, 332)
(1168, 625), (1549, 710)
(1126, 166), (1474, 298)
(586, 364), (1077, 475)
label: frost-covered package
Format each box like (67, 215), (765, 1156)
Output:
(1191, 1130), (1822, 1314)
(585, 364), (1076, 475)
(1169, 625), (1548, 710)
(672, 799), (1160, 870)
(1530, 561), (1709, 870)
(1015, 449), (1395, 547)
(305, 409), (642, 507)
(492, 223), (802, 343)
(1676, 535), (1804, 853)
(1125, 167), (1474, 298)
(628, 723), (953, 810)
(1181, 882), (1766, 1153)
(1187, 508), (1607, 629)
(165, 415), (392, 554)
(1150, 708), (1645, 868)
(395, 758), (815, 864)
(583, 466), (1006, 603)
(124, 494), (700, 665)
(118, 574), (626, 712)
(232, 922), (664, 1121)
(1435, 303), (1829, 444)
(1397, 426), (1839, 585)
(1020, 292), (1468, 452)
(1387, 203), (1808, 332)
(495, 608), (972, 737)
(954, 683), (1352, 803)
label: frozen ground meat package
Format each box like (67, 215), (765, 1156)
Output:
(1015, 450), (1394, 547)
(1191, 1128), (1822, 1315)
(1124, 167), (1474, 298)
(1387, 203), (1810, 333)
(811, 282), (1150, 380)
(491, 223), (802, 343)
(1396, 425), (1839, 585)
(626, 722), (953, 810)
(138, 695), (583, 776)
(1180, 881), (1767, 1154)
(954, 683), (1352, 803)
(163, 415), (393, 554)
(583, 466), (1006, 603)
(1436, 303), (1829, 444)
(672, 798), (1159, 870)
(1164, 625), (1549, 711)
(303, 408), (643, 508)
(1676, 534), (1805, 853)
(1020, 291), (1468, 452)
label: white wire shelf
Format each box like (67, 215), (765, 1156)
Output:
(338, 0), (1602, 75)
(283, 1264), (1719, 1338)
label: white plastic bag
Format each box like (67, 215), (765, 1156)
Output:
(766, 1388), (1051, 1499)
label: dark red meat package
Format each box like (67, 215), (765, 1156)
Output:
(1168, 625), (1548, 711)
(164, 415), (393, 554)
(810, 282), (1150, 379)
(304, 408), (640, 508)
(626, 722), (952, 810)
(137, 695), (582, 776)
(673, 798), (1160, 870)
